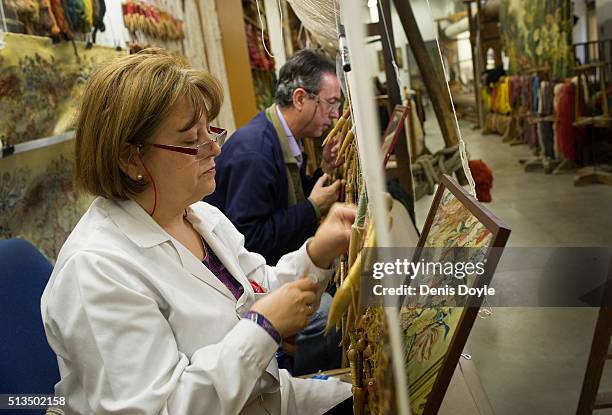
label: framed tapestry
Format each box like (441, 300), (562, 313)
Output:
(380, 105), (410, 168)
(399, 174), (511, 415)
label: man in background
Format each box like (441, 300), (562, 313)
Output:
(206, 49), (345, 375)
(206, 49), (343, 265)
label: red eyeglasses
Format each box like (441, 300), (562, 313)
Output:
(148, 126), (227, 160)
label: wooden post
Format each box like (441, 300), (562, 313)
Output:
(475, 0), (486, 124)
(465, 0), (482, 128)
(379, 0), (401, 109)
(392, 0), (468, 184)
(379, 0), (416, 220)
(216, 0), (258, 128)
(576, 308), (612, 414)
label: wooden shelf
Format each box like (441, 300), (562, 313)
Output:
(575, 61), (606, 71)
(573, 115), (612, 127)
(595, 391), (612, 409)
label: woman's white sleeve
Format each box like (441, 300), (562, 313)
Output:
(43, 252), (277, 414)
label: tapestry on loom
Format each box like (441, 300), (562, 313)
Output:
(0, 139), (93, 261)
(499, 0), (573, 79)
(400, 189), (493, 415)
(0, 32), (123, 145)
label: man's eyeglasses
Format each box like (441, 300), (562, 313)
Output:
(146, 126), (227, 160)
(305, 91), (342, 113)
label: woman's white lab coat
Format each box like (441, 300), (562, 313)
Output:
(41, 197), (351, 414)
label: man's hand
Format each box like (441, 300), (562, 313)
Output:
(321, 134), (345, 175)
(308, 174), (341, 215)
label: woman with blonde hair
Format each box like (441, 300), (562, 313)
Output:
(41, 49), (353, 414)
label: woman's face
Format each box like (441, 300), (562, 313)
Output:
(140, 97), (220, 209)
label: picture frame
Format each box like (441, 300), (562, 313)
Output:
(399, 174), (511, 415)
(380, 105), (410, 168)
(377, 47), (405, 72)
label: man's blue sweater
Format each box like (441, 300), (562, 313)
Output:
(205, 112), (323, 265)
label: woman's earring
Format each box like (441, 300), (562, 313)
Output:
(136, 173), (144, 181)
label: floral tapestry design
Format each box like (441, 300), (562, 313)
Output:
(400, 189), (493, 415)
(0, 33), (120, 260)
(0, 139), (93, 262)
(0, 32), (122, 145)
(499, 0), (573, 79)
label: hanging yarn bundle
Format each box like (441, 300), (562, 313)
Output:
(482, 86), (491, 113)
(37, 0), (60, 36)
(497, 76), (512, 115)
(49, 0), (73, 38)
(501, 75), (524, 143)
(521, 75), (538, 148)
(532, 75), (540, 117)
(468, 159), (493, 202)
(510, 75), (522, 108)
(4, 0), (39, 34)
(121, 1), (184, 41)
(244, 22), (274, 71)
(4, 0), (107, 38)
(483, 77), (512, 136)
(537, 80), (555, 160)
(555, 81), (586, 164)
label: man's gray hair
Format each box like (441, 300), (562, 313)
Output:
(274, 49), (337, 108)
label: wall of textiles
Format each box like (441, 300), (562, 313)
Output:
(0, 139), (92, 261)
(483, 72), (588, 172)
(0, 0), (105, 39)
(0, 33), (123, 146)
(482, 74), (512, 137)
(499, 0), (573, 79)
(1, 1), (237, 260)
(0, 33), (122, 260)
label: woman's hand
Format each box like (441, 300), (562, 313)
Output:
(307, 203), (357, 269)
(249, 278), (319, 338)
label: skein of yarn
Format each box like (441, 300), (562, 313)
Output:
(468, 160), (493, 203)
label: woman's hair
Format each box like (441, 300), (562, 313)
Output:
(75, 48), (223, 200)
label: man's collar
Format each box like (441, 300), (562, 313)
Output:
(274, 105), (303, 161)
(275, 105), (295, 139)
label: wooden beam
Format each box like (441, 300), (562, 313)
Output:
(379, 0), (401, 109)
(366, 22), (380, 37)
(465, 0), (482, 128)
(216, 0), (258, 128)
(577, 307), (612, 414)
(392, 0), (467, 184)
(379, 0), (416, 221)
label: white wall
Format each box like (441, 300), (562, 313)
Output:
(410, 0), (449, 41)
(95, 0), (129, 49)
(573, 0), (587, 64)
(598, 0), (612, 40)
(456, 31), (473, 84)
(362, 0), (455, 94)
